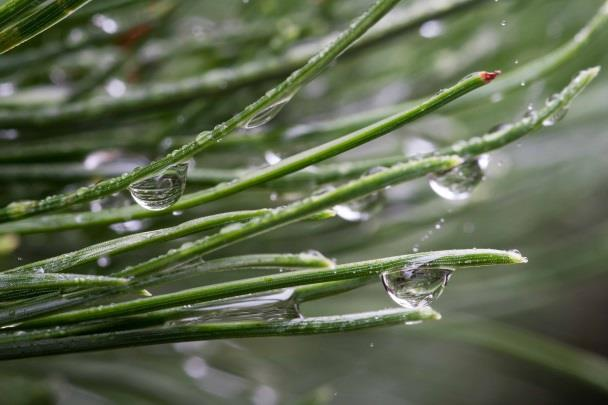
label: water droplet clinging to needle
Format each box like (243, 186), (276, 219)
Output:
(428, 156), (489, 201)
(128, 163), (189, 211)
(381, 267), (453, 308)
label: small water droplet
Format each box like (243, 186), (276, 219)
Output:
(97, 256), (111, 268)
(128, 163), (189, 211)
(490, 93), (504, 103)
(419, 20), (444, 38)
(264, 150), (282, 165)
(523, 104), (538, 121)
(0, 82), (16, 97)
(333, 192), (384, 222)
(500, 19), (507, 27)
(542, 94), (569, 126)
(183, 356), (208, 379)
(105, 78), (126, 98)
(92, 14), (119, 34)
(428, 156), (488, 201)
(242, 93), (295, 129)
(402, 137), (435, 156)
(381, 267), (453, 308)
(0, 129), (18, 140)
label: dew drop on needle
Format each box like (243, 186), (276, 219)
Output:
(128, 163), (189, 211)
(428, 156), (489, 201)
(242, 92), (295, 129)
(381, 267), (453, 308)
(542, 94), (570, 127)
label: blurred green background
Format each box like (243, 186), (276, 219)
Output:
(1, 0), (607, 403)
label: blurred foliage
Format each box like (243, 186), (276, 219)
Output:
(1, 0), (608, 403)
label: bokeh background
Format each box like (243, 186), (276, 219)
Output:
(1, 0), (607, 403)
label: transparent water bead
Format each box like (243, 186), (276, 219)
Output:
(128, 163), (189, 211)
(542, 94), (570, 127)
(242, 93), (294, 129)
(428, 155), (489, 201)
(381, 267), (454, 308)
(333, 192), (385, 222)
(167, 289), (301, 325)
(332, 167), (387, 222)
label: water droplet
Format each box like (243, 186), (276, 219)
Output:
(92, 14), (119, 34)
(419, 20), (444, 38)
(500, 19), (507, 27)
(128, 163), (189, 211)
(110, 220), (145, 234)
(220, 222), (244, 234)
(264, 150), (282, 165)
(333, 192), (384, 222)
(381, 267), (453, 308)
(428, 156), (488, 201)
(105, 78), (127, 98)
(402, 137), (435, 156)
(490, 93), (504, 103)
(242, 93), (295, 129)
(183, 356), (208, 379)
(542, 94), (569, 126)
(0, 129), (18, 140)
(0, 82), (16, 97)
(168, 289), (301, 326)
(97, 256), (111, 268)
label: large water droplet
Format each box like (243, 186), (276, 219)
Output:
(128, 163), (189, 211)
(242, 93), (294, 129)
(428, 156), (488, 201)
(381, 267), (453, 308)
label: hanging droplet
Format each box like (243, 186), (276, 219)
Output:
(333, 192), (385, 222)
(242, 93), (295, 129)
(428, 156), (489, 201)
(128, 163), (189, 211)
(542, 94), (570, 127)
(332, 167), (387, 222)
(381, 267), (453, 308)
